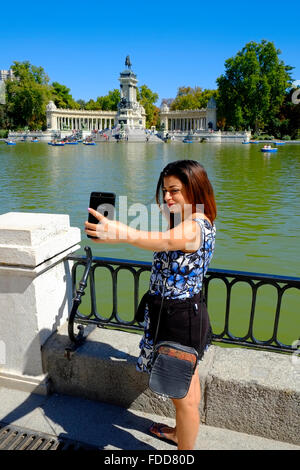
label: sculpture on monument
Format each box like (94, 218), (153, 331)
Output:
(119, 97), (127, 109)
(125, 55), (132, 69)
(115, 56), (146, 129)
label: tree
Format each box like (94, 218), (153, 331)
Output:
(170, 86), (217, 111)
(136, 84), (159, 128)
(171, 86), (201, 110)
(51, 82), (80, 109)
(97, 89), (120, 111)
(216, 40), (293, 132)
(85, 98), (102, 110)
(5, 61), (52, 130)
(76, 99), (86, 109)
(274, 87), (300, 139)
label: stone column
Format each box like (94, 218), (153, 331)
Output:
(0, 212), (81, 394)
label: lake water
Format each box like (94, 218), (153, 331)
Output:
(1, 141), (299, 276)
(1, 140), (300, 347)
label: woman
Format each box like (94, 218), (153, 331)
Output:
(84, 160), (217, 450)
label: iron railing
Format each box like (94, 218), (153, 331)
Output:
(67, 247), (300, 354)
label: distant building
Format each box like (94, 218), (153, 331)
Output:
(45, 58), (217, 133)
(46, 100), (116, 132)
(159, 97), (217, 132)
(0, 69), (14, 82)
(46, 57), (146, 132)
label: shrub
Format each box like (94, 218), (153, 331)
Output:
(282, 135), (291, 140)
(0, 129), (8, 138)
(256, 134), (274, 140)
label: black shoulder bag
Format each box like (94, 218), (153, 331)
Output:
(149, 228), (206, 400)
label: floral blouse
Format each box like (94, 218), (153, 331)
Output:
(136, 218), (216, 373)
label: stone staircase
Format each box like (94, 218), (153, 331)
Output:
(94, 127), (163, 143)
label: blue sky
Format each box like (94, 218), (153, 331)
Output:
(1, 0), (299, 104)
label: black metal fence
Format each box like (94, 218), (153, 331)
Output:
(67, 248), (300, 354)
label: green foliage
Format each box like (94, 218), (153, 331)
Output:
(216, 40), (293, 132)
(76, 99), (86, 109)
(0, 103), (9, 129)
(85, 98), (102, 110)
(5, 61), (52, 130)
(85, 89), (121, 111)
(274, 88), (300, 139)
(98, 89), (121, 111)
(0, 129), (8, 138)
(137, 84), (159, 128)
(255, 134), (274, 140)
(51, 82), (80, 109)
(170, 87), (217, 111)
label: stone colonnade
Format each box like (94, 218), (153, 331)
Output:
(167, 117), (207, 131)
(46, 102), (118, 132)
(159, 101), (217, 132)
(55, 115), (116, 131)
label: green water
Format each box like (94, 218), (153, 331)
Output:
(1, 141), (299, 346)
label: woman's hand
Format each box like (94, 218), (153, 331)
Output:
(84, 208), (129, 243)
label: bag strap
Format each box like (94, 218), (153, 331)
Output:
(153, 258), (169, 346)
(153, 219), (206, 347)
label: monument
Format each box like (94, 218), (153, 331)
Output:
(116, 56), (146, 129)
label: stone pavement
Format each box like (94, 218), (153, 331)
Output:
(0, 387), (299, 451)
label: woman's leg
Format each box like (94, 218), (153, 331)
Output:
(149, 367), (201, 449)
(172, 366), (201, 450)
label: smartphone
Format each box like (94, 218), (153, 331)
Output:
(87, 191), (116, 238)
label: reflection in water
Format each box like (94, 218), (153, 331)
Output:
(0, 141), (299, 276)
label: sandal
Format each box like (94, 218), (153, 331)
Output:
(148, 422), (177, 446)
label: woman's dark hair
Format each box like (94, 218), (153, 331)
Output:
(156, 160), (217, 225)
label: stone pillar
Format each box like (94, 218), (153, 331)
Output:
(0, 212), (81, 394)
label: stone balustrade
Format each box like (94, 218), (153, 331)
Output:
(0, 212), (81, 393)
